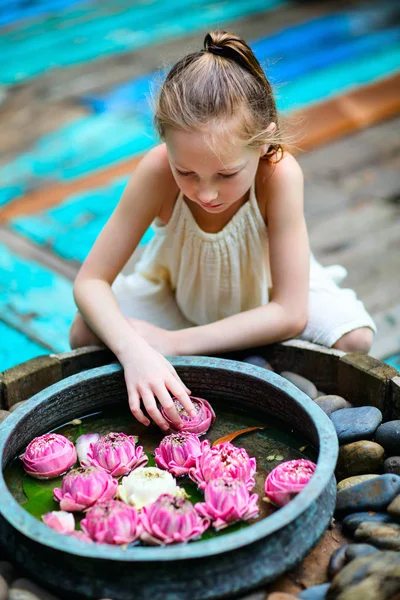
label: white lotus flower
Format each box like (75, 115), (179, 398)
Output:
(75, 433), (100, 467)
(117, 466), (184, 509)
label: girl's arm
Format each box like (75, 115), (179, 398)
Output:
(172, 154), (309, 355)
(73, 145), (195, 427)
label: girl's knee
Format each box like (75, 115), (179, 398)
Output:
(69, 313), (102, 349)
(333, 327), (374, 353)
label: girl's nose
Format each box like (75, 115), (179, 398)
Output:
(197, 186), (219, 204)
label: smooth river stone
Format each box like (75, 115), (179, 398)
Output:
(279, 372), (318, 399)
(387, 494), (400, 518)
(384, 456), (400, 476)
(337, 474), (380, 491)
(331, 406), (382, 444)
(335, 441), (384, 480)
(345, 543), (379, 561)
(0, 410), (10, 424)
(375, 420), (400, 455)
(297, 584), (329, 600)
(328, 544), (349, 577)
(242, 356), (274, 371)
(0, 576), (8, 600)
(314, 395), (352, 416)
(328, 551), (400, 600)
(342, 512), (396, 533)
(9, 578), (61, 600)
(0, 561), (15, 585)
(354, 522), (400, 550)
(336, 474), (400, 513)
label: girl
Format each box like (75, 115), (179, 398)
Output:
(70, 31), (376, 430)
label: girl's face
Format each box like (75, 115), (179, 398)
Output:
(165, 125), (267, 214)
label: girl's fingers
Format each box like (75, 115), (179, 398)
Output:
(152, 385), (182, 429)
(166, 376), (196, 417)
(169, 367), (192, 396)
(140, 389), (170, 431)
(128, 388), (151, 426)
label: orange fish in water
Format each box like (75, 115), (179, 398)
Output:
(212, 426), (268, 447)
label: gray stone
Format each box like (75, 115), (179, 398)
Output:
(328, 544), (349, 577)
(9, 401), (27, 413)
(280, 371), (318, 399)
(0, 561), (15, 584)
(242, 356), (273, 371)
(384, 456), (400, 476)
(336, 474), (400, 513)
(354, 521), (400, 550)
(337, 474), (380, 491)
(298, 584), (329, 599)
(10, 578), (61, 600)
(345, 543), (378, 561)
(314, 395), (352, 416)
(335, 441), (384, 480)
(331, 406), (382, 444)
(375, 420), (400, 455)
(342, 512), (396, 533)
(0, 576), (8, 600)
(0, 410), (10, 424)
(387, 493), (400, 518)
(328, 551), (400, 600)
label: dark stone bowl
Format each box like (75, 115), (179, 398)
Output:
(0, 357), (338, 600)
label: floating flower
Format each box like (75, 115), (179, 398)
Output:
(117, 466), (183, 509)
(81, 499), (141, 545)
(42, 510), (75, 534)
(195, 478), (259, 530)
(264, 459), (317, 507)
(160, 397), (216, 436)
(190, 441), (257, 491)
(140, 494), (209, 545)
(20, 433), (77, 480)
(75, 433), (100, 467)
(155, 432), (202, 476)
(53, 466), (118, 512)
(87, 432), (148, 477)
(70, 530), (93, 543)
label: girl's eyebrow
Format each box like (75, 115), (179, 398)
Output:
(174, 162), (246, 173)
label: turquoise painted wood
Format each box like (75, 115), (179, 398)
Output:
(0, 0), (89, 28)
(0, 321), (48, 371)
(0, 0), (285, 84)
(0, 243), (74, 353)
(385, 353), (400, 371)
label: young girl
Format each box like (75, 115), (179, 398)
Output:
(70, 31), (376, 430)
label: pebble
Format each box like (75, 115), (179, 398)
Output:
(345, 543), (379, 561)
(9, 401), (27, 413)
(265, 595), (297, 600)
(375, 420), (400, 455)
(335, 441), (384, 480)
(0, 410), (10, 424)
(336, 474), (400, 513)
(279, 372), (318, 399)
(314, 395), (352, 416)
(0, 576), (8, 600)
(331, 406), (382, 444)
(297, 584), (330, 599)
(0, 560), (15, 584)
(354, 521), (400, 550)
(384, 456), (400, 476)
(387, 494), (400, 518)
(329, 551), (400, 600)
(342, 511), (396, 533)
(10, 578), (61, 600)
(337, 474), (380, 491)
(242, 356), (274, 371)
(328, 544), (349, 577)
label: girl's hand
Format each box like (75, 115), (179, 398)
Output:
(127, 318), (178, 356)
(119, 341), (195, 431)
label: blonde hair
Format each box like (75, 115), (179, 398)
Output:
(154, 30), (284, 162)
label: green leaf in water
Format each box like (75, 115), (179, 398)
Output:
(22, 475), (61, 520)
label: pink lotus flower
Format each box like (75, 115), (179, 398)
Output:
(155, 432), (202, 476)
(160, 397), (216, 436)
(20, 433), (77, 479)
(190, 441), (257, 491)
(81, 500), (142, 545)
(195, 478), (259, 530)
(264, 459), (317, 507)
(70, 531), (93, 543)
(53, 466), (118, 512)
(87, 432), (148, 477)
(75, 433), (100, 467)
(140, 494), (209, 545)
(42, 510), (75, 534)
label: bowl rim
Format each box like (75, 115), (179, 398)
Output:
(0, 356), (338, 561)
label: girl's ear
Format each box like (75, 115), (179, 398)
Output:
(259, 122), (277, 156)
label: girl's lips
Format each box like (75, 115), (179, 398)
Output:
(200, 202), (223, 209)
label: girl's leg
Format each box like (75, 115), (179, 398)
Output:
(333, 327), (374, 353)
(69, 312), (103, 349)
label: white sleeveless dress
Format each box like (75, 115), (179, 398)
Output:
(112, 181), (376, 347)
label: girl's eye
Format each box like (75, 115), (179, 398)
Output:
(176, 170), (191, 177)
(219, 172), (238, 179)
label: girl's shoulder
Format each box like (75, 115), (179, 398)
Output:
(141, 143), (180, 223)
(255, 151), (303, 219)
